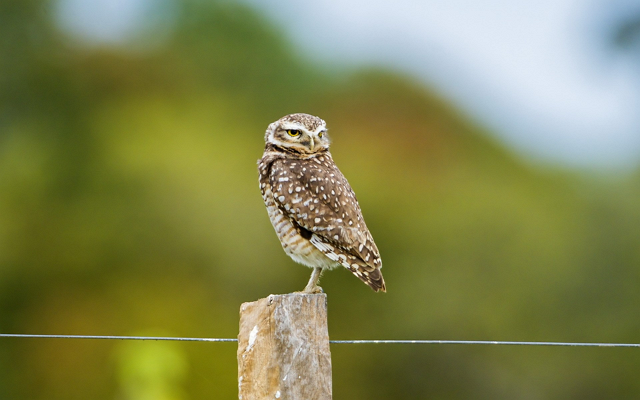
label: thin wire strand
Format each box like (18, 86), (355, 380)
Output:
(0, 334), (236, 342)
(1, 334), (639, 347)
(329, 340), (640, 347)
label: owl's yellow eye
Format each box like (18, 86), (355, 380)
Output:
(287, 129), (301, 137)
(318, 131), (324, 138)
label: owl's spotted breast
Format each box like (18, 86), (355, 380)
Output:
(259, 155), (339, 271)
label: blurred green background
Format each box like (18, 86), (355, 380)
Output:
(2, 0), (640, 399)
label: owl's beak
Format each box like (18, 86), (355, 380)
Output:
(309, 136), (315, 150)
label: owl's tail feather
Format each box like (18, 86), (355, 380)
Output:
(354, 267), (386, 293)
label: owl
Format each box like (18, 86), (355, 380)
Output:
(258, 113), (386, 293)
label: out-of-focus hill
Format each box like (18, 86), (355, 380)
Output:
(1, 1), (640, 399)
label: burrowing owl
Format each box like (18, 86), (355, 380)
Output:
(258, 113), (386, 293)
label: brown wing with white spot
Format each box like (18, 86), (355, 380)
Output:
(268, 154), (385, 292)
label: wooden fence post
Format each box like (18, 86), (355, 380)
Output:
(237, 293), (332, 400)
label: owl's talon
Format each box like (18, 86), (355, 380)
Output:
(301, 267), (324, 294)
(301, 285), (324, 294)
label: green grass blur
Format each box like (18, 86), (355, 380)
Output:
(1, 0), (640, 399)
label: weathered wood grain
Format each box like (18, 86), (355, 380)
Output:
(237, 293), (332, 400)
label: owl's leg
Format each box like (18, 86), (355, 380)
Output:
(302, 267), (324, 294)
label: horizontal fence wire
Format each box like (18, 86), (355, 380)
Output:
(1, 334), (639, 347)
(0, 334), (236, 342)
(329, 340), (640, 347)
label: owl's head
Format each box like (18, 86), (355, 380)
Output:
(265, 113), (329, 154)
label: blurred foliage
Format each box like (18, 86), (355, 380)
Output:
(1, 0), (640, 399)
(114, 331), (188, 400)
(613, 12), (640, 52)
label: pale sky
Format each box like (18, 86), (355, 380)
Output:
(56, 0), (640, 168)
(244, 0), (640, 169)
